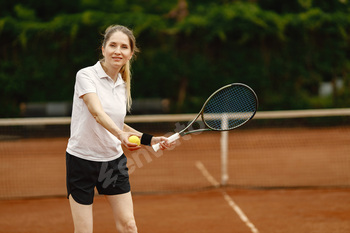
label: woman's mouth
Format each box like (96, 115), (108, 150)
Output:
(112, 57), (122, 61)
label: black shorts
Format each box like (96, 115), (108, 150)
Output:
(66, 152), (131, 205)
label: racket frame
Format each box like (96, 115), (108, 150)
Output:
(179, 83), (258, 135)
(152, 83), (258, 151)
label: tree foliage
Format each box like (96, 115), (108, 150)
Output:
(1, 0), (350, 116)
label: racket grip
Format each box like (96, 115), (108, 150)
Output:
(152, 133), (180, 152)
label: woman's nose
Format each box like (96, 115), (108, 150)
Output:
(114, 47), (121, 54)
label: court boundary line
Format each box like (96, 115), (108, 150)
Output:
(195, 161), (259, 233)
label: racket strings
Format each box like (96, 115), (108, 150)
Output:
(203, 85), (257, 130)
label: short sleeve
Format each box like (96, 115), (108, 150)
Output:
(75, 69), (96, 98)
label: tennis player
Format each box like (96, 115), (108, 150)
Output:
(66, 25), (171, 233)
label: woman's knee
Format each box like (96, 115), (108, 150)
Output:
(74, 229), (92, 233)
(123, 219), (137, 233)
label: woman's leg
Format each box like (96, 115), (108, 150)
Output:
(69, 195), (93, 233)
(105, 192), (137, 233)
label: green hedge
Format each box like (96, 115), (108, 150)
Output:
(1, 1), (350, 116)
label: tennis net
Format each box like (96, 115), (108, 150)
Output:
(0, 108), (350, 199)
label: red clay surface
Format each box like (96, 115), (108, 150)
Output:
(0, 188), (349, 233)
(0, 127), (350, 232)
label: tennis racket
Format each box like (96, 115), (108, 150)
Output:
(152, 83), (258, 152)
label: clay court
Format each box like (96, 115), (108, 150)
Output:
(0, 125), (350, 233)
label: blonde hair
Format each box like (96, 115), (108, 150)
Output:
(101, 25), (139, 112)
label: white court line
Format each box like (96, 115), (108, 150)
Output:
(195, 161), (260, 233)
(195, 161), (221, 188)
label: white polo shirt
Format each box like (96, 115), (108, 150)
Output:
(67, 61), (126, 162)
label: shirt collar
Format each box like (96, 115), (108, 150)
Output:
(95, 61), (108, 78)
(94, 61), (125, 85)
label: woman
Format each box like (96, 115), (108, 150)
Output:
(66, 25), (171, 233)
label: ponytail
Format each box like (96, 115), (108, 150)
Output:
(120, 61), (132, 112)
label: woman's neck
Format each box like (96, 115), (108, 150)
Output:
(101, 62), (120, 82)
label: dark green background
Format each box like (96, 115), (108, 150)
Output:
(1, 0), (350, 117)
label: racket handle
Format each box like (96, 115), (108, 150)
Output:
(152, 133), (180, 152)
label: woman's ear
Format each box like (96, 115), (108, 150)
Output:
(101, 46), (105, 57)
(128, 51), (134, 60)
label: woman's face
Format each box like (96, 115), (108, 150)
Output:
(102, 31), (133, 70)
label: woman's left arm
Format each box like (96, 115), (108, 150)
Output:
(122, 124), (142, 137)
(123, 123), (173, 150)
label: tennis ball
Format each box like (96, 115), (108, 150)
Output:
(128, 136), (140, 146)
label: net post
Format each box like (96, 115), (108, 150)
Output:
(220, 131), (229, 185)
(220, 114), (229, 186)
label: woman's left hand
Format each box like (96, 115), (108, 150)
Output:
(151, 136), (176, 150)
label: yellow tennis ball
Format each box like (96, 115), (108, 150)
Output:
(128, 136), (140, 146)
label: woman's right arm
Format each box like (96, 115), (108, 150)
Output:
(82, 92), (140, 151)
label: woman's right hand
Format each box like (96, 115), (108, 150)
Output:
(119, 132), (142, 151)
